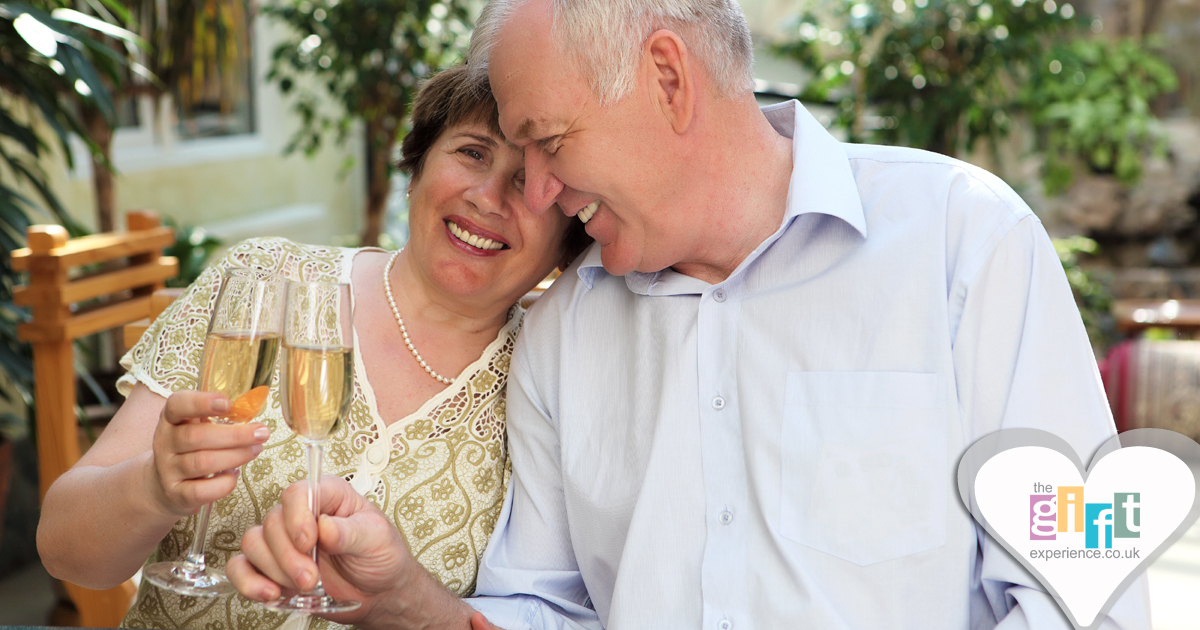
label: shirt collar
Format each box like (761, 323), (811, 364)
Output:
(577, 100), (866, 292)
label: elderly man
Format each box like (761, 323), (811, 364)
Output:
(230, 1), (1151, 628)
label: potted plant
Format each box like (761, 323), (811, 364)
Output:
(262, 0), (476, 246)
(0, 1), (138, 541)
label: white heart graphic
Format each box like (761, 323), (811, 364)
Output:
(958, 429), (1200, 630)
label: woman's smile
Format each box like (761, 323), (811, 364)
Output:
(444, 217), (509, 253)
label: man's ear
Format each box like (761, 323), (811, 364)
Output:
(645, 29), (694, 135)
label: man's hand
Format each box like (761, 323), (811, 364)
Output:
(150, 390), (268, 517)
(228, 476), (480, 629)
(471, 611), (504, 630)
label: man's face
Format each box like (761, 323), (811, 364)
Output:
(487, 1), (682, 276)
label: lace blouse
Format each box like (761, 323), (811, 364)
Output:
(117, 238), (518, 630)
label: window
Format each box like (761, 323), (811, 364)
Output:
(104, 0), (257, 166)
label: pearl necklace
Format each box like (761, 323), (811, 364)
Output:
(383, 249), (453, 385)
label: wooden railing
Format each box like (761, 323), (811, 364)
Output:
(12, 210), (177, 627)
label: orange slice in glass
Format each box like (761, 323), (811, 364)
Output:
(226, 386), (270, 423)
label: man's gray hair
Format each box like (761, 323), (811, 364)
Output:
(468, 0), (755, 106)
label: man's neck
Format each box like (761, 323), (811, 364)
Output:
(669, 99), (794, 285)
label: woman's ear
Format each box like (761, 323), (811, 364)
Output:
(644, 29), (695, 135)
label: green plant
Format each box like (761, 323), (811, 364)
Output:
(774, 1), (1179, 197)
(1023, 37), (1178, 195)
(263, 0), (476, 246)
(163, 221), (223, 288)
(774, 0), (1074, 156)
(1, 2), (135, 438)
(1053, 235), (1114, 351)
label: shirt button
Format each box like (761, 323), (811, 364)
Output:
(719, 620), (732, 630)
(712, 396), (726, 410)
(713, 288), (727, 302)
(718, 510), (734, 525)
(366, 444), (386, 465)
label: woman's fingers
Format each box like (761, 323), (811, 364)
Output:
(170, 469), (241, 508)
(167, 420), (268, 452)
(162, 389), (229, 425)
(170, 441), (263, 480)
(150, 390), (271, 516)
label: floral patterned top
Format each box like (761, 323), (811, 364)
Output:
(117, 238), (518, 630)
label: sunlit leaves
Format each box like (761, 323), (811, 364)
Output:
(263, 0), (475, 158)
(771, 0), (1143, 169)
(1024, 37), (1178, 193)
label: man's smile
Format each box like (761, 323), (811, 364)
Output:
(577, 200), (599, 224)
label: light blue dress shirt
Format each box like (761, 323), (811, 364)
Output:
(468, 101), (1151, 630)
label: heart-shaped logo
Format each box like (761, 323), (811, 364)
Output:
(958, 428), (1200, 629)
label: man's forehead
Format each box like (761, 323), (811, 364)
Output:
(491, 74), (561, 142)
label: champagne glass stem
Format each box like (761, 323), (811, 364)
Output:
(304, 440), (328, 598)
(182, 503), (214, 573)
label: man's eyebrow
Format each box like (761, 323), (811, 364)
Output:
(513, 118), (537, 142)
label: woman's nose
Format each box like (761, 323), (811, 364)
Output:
(466, 172), (514, 216)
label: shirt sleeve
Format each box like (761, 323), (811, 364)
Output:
(468, 331), (603, 630)
(952, 215), (1152, 630)
(116, 254), (225, 398)
(117, 237), (299, 399)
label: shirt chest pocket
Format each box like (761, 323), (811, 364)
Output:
(781, 371), (947, 566)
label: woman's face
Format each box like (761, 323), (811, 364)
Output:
(405, 120), (572, 307)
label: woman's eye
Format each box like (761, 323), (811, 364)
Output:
(514, 174), (525, 193)
(460, 147), (485, 161)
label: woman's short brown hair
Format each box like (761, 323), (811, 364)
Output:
(398, 64), (501, 178)
(398, 64), (591, 270)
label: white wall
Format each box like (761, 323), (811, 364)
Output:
(48, 14), (366, 245)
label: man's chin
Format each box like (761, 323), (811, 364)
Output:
(599, 248), (636, 277)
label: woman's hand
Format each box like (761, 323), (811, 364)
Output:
(39, 384), (272, 589)
(229, 476), (478, 629)
(149, 390), (270, 517)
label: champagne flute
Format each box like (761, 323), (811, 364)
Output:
(263, 280), (360, 613)
(145, 266), (284, 597)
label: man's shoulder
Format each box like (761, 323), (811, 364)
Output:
(843, 142), (1034, 224)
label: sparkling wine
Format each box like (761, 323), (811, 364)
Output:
(282, 344), (353, 440)
(199, 331), (281, 423)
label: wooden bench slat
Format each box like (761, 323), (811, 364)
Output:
(123, 317), (151, 351)
(123, 287), (187, 351)
(11, 227), (175, 272)
(18, 295), (154, 343)
(13, 257), (178, 308)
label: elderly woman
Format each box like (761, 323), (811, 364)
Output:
(36, 64), (588, 630)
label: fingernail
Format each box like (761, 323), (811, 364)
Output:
(251, 444), (263, 456)
(254, 427), (270, 440)
(297, 569), (315, 587)
(212, 397), (230, 412)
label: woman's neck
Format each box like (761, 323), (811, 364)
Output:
(387, 248), (512, 344)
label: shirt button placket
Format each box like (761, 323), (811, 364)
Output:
(699, 282), (743, 629)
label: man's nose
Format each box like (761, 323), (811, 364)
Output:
(523, 148), (565, 215)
